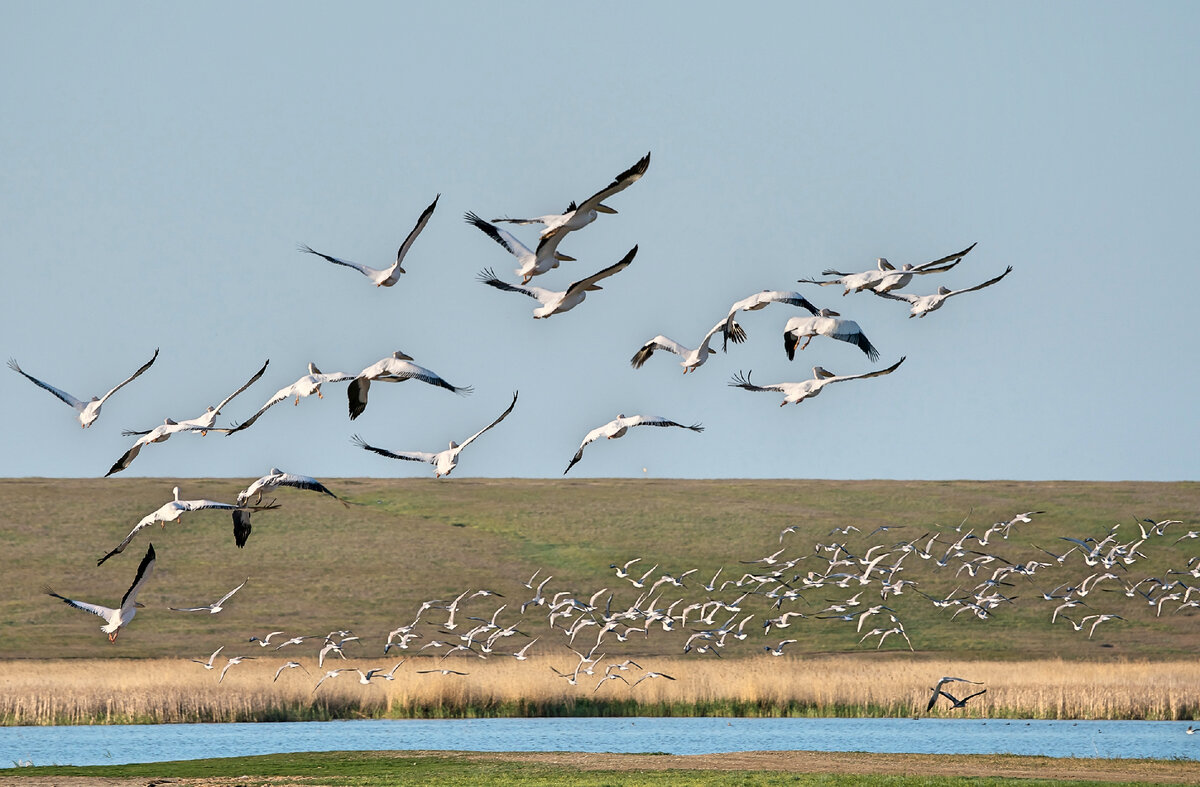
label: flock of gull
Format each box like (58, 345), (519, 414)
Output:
(17, 151), (1187, 708)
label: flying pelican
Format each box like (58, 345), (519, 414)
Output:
(299, 195), (439, 287)
(464, 212), (574, 285)
(104, 418), (201, 476)
(729, 357), (905, 406)
(782, 310), (879, 361)
(351, 391), (518, 478)
(8, 348), (158, 429)
(190, 645), (225, 670)
(169, 578), (248, 614)
(564, 414), (703, 474)
(45, 543), (156, 642)
(236, 468), (348, 508)
(273, 661), (310, 682)
(492, 152), (650, 240)
(218, 655), (255, 684)
(926, 677), (984, 711)
(716, 290), (820, 350)
(478, 246), (637, 319)
(121, 359), (269, 438)
(97, 487), (278, 565)
(873, 266), (1013, 318)
(225, 363), (355, 435)
(799, 243), (976, 296)
(347, 351), (472, 421)
(630, 316), (745, 374)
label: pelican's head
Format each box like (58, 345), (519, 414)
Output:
(391, 350), (414, 361)
(937, 286), (952, 295)
(307, 362), (321, 375)
(817, 308), (840, 318)
(448, 440), (459, 449)
(172, 486), (182, 500)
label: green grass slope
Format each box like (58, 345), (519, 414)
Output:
(2, 477), (1196, 660)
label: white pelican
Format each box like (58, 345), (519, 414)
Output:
(729, 357), (905, 406)
(45, 543), (156, 643)
(122, 360), (269, 438)
(169, 578), (248, 613)
(348, 351), (472, 421)
(465, 212), (574, 285)
(225, 362), (354, 434)
(478, 246), (637, 319)
(630, 316), (744, 374)
(97, 487), (277, 565)
(564, 414), (703, 475)
(492, 152), (650, 240)
(8, 348), (158, 429)
(799, 243), (976, 296)
(105, 418), (205, 477)
(236, 468), (349, 508)
(782, 310), (879, 361)
(716, 290), (820, 350)
(874, 266), (1013, 318)
(299, 195), (439, 287)
(925, 676), (983, 711)
(191, 645), (225, 670)
(216, 656), (254, 684)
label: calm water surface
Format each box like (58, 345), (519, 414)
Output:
(3, 717), (1197, 767)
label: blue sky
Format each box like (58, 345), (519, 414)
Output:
(3, 3), (1197, 481)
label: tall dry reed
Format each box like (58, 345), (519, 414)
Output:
(2, 656), (1196, 725)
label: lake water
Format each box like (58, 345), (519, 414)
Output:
(3, 717), (1197, 768)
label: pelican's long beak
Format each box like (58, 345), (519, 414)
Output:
(597, 204), (618, 214)
(555, 253), (576, 261)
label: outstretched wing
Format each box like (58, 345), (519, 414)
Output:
(45, 586), (116, 621)
(563, 422), (618, 475)
(7, 359), (86, 410)
(826, 356), (906, 385)
(211, 359), (270, 414)
(97, 348), (160, 406)
(832, 321), (879, 362)
(573, 152), (651, 216)
(298, 244), (379, 278)
(373, 360), (472, 395)
(351, 434), (437, 465)
(949, 266), (1013, 297)
(465, 212), (533, 259)
(396, 194), (440, 268)
(728, 370), (786, 394)
(457, 391), (519, 451)
(913, 242), (977, 271)
(477, 268), (546, 302)
(564, 246), (636, 298)
(625, 415), (704, 433)
(104, 440), (146, 477)
(630, 335), (688, 369)
(120, 544), (157, 608)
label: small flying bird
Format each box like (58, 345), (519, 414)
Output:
(630, 316), (745, 374)
(564, 413), (703, 474)
(121, 360), (269, 438)
(299, 194), (439, 287)
(926, 677), (984, 711)
(783, 310), (879, 361)
(729, 357), (905, 407)
(352, 391), (518, 478)
(225, 363), (355, 435)
(874, 266), (1013, 318)
(347, 351), (472, 421)
(630, 671), (675, 687)
(764, 639), (798, 656)
(465, 211), (574, 284)
(249, 631), (286, 647)
(169, 578), (248, 614)
(477, 245), (637, 319)
(716, 290), (820, 350)
(8, 348), (158, 429)
(191, 645), (225, 671)
(97, 487), (278, 564)
(273, 661), (310, 682)
(492, 152), (650, 240)
(798, 243), (975, 296)
(929, 686), (988, 710)
(312, 668), (353, 692)
(416, 668), (469, 676)
(45, 544), (156, 643)
(218, 655), (255, 684)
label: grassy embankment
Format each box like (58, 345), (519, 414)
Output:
(1, 478), (1196, 723)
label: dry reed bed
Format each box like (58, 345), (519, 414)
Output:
(3, 656), (1197, 725)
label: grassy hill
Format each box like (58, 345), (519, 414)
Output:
(3, 477), (1197, 661)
